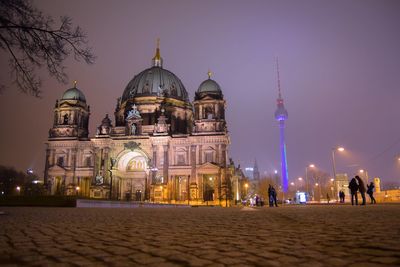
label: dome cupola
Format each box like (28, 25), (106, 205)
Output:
(61, 81), (86, 102)
(195, 71), (223, 100)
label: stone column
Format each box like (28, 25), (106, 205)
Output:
(71, 148), (77, 185)
(163, 145), (169, 183)
(44, 147), (50, 185)
(190, 145), (196, 183)
(199, 145), (202, 165)
(103, 147), (109, 183)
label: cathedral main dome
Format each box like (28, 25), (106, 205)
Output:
(121, 66), (188, 103)
(121, 42), (189, 103)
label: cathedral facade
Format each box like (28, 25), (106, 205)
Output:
(44, 45), (231, 205)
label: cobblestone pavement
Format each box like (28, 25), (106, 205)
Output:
(1, 204), (400, 267)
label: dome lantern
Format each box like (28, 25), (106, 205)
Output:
(152, 38), (163, 68)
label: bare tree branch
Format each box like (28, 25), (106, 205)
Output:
(0, 0), (95, 97)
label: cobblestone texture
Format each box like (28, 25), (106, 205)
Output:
(0, 204), (399, 266)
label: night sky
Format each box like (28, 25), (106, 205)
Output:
(1, 0), (400, 187)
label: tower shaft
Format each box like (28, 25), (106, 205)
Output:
(279, 120), (289, 192)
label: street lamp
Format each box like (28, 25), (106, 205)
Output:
(298, 177), (303, 190)
(305, 164), (315, 200)
(315, 183), (321, 202)
(331, 146), (344, 200)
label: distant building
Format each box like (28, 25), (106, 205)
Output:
(244, 167), (254, 180)
(335, 173), (349, 198)
(44, 43), (231, 205)
(253, 159), (260, 180)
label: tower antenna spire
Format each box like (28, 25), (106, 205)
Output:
(276, 57), (282, 99)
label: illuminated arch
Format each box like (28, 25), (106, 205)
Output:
(116, 150), (150, 172)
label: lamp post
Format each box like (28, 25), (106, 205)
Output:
(298, 177), (303, 191)
(244, 183), (248, 203)
(305, 164), (315, 201)
(315, 183), (321, 202)
(330, 178), (334, 200)
(331, 147), (344, 200)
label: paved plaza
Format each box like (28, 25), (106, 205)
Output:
(0, 204), (400, 266)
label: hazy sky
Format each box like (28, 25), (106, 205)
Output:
(1, 0), (400, 187)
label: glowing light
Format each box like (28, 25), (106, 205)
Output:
(244, 183), (248, 188)
(298, 177), (303, 181)
(209, 177), (213, 181)
(309, 164), (315, 168)
(330, 178), (334, 182)
(290, 182), (295, 186)
(16, 186), (21, 191)
(76, 186), (80, 191)
(337, 147), (345, 152)
(315, 183), (319, 186)
(274, 170), (278, 174)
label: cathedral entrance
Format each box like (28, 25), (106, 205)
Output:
(173, 176), (189, 201)
(115, 150), (149, 201)
(203, 175), (215, 202)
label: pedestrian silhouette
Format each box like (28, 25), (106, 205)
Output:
(355, 176), (366, 205)
(348, 178), (359, 205)
(327, 193), (330, 204)
(339, 190), (345, 203)
(366, 182), (376, 204)
(271, 186), (278, 207)
(268, 184), (273, 207)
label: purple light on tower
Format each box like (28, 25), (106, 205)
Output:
(274, 59), (289, 193)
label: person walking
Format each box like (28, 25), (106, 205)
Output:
(268, 185), (273, 207)
(355, 175), (366, 205)
(348, 178), (359, 205)
(366, 182), (376, 204)
(327, 193), (330, 204)
(339, 190), (346, 203)
(271, 186), (278, 207)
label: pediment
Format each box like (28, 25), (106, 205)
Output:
(48, 165), (66, 175)
(197, 162), (221, 173)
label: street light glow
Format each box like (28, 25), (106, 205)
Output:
(309, 164), (315, 168)
(290, 182), (295, 186)
(337, 147), (345, 152)
(315, 183), (319, 186)
(298, 177), (303, 181)
(76, 186), (80, 191)
(359, 169), (364, 173)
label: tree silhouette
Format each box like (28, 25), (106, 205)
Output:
(0, 0), (95, 97)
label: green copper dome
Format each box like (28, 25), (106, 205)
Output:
(62, 87), (86, 102)
(197, 78), (221, 93)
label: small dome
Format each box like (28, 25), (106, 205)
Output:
(197, 78), (221, 93)
(62, 87), (86, 102)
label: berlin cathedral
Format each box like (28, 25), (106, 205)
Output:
(43, 43), (236, 205)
